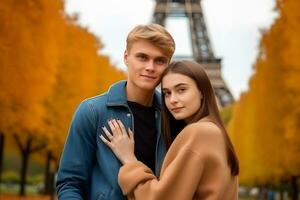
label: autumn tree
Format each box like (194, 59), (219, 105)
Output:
(0, 0), (59, 193)
(42, 16), (125, 194)
(0, 0), (125, 196)
(228, 0), (300, 198)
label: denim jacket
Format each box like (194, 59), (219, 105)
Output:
(56, 80), (166, 200)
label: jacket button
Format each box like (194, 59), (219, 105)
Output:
(126, 113), (131, 117)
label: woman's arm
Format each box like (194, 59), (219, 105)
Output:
(101, 120), (224, 200)
(118, 148), (205, 200)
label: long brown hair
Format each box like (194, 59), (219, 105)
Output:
(161, 60), (239, 176)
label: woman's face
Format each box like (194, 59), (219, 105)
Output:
(162, 72), (202, 123)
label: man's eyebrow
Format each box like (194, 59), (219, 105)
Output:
(155, 56), (168, 60)
(135, 52), (147, 55)
(134, 52), (167, 61)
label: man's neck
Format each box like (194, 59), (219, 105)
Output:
(126, 84), (155, 107)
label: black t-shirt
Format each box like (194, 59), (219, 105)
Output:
(127, 101), (157, 173)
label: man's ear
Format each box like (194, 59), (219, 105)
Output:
(124, 50), (128, 66)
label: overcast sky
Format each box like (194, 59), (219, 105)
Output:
(65, 0), (277, 99)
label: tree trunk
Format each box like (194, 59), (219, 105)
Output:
(19, 138), (31, 196)
(0, 133), (4, 184)
(279, 181), (285, 200)
(44, 151), (52, 194)
(291, 176), (299, 200)
(13, 134), (46, 196)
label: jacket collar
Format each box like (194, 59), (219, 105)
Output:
(106, 80), (161, 109)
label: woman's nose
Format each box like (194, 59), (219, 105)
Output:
(170, 93), (178, 103)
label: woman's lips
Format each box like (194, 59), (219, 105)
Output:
(171, 107), (184, 113)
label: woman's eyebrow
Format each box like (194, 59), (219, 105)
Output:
(162, 83), (188, 90)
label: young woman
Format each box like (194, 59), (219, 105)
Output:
(100, 60), (239, 200)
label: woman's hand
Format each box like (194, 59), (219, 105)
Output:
(100, 119), (137, 165)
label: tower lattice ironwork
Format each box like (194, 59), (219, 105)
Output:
(152, 0), (234, 106)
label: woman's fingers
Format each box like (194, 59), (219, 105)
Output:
(102, 119), (131, 144)
(109, 119), (123, 136)
(99, 135), (112, 148)
(128, 128), (134, 142)
(102, 126), (113, 141)
(100, 121), (136, 164)
(107, 120), (117, 136)
(117, 119), (127, 136)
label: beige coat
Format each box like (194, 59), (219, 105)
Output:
(118, 121), (238, 200)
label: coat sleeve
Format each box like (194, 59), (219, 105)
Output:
(118, 148), (205, 200)
(56, 100), (97, 199)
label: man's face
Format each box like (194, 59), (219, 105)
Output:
(124, 39), (169, 91)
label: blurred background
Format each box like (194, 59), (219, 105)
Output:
(0, 0), (299, 199)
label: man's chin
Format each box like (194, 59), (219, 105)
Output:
(139, 83), (158, 91)
(136, 80), (158, 90)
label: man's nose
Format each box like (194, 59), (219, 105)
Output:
(145, 61), (155, 71)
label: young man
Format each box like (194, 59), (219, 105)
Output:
(56, 24), (175, 200)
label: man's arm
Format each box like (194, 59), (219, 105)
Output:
(56, 100), (97, 199)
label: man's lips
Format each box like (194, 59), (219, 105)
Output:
(141, 74), (156, 79)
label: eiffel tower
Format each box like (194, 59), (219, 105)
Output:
(152, 0), (234, 107)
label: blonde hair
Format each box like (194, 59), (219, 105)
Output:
(126, 24), (175, 59)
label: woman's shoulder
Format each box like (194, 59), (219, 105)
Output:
(183, 120), (223, 140)
(179, 120), (225, 154)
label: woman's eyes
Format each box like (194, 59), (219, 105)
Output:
(177, 88), (186, 93)
(163, 88), (186, 97)
(163, 91), (171, 97)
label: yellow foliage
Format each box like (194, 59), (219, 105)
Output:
(228, 0), (300, 185)
(0, 0), (126, 165)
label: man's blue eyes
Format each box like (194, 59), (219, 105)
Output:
(136, 56), (166, 64)
(156, 60), (166, 64)
(137, 55), (147, 59)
